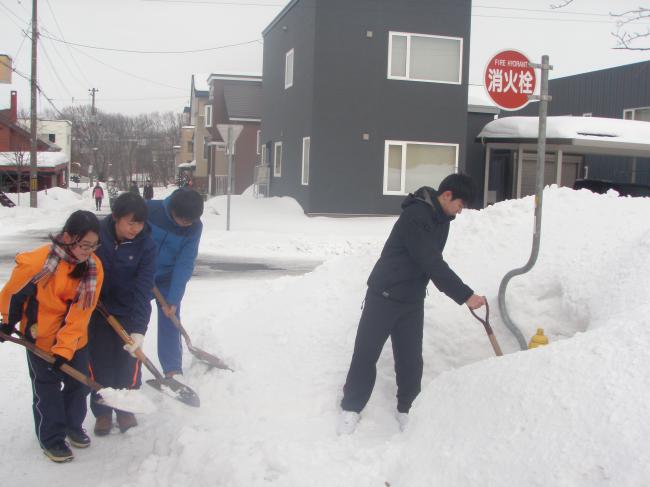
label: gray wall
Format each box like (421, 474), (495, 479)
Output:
(262, 0), (472, 214)
(261, 0), (316, 210)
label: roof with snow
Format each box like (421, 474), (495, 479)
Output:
(478, 116), (650, 157)
(192, 73), (210, 95)
(0, 151), (69, 168)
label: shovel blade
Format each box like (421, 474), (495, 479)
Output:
(146, 378), (201, 408)
(188, 345), (232, 371)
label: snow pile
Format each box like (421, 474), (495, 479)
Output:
(99, 387), (157, 415)
(1, 186), (650, 486)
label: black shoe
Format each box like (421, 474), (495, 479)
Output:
(66, 428), (91, 448)
(42, 441), (74, 463)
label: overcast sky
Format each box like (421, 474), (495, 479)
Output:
(0, 0), (648, 116)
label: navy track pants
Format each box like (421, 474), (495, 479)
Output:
(341, 290), (424, 414)
(26, 347), (90, 449)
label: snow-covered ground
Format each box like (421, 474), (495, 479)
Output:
(1, 185), (649, 486)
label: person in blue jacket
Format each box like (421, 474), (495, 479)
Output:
(88, 192), (156, 436)
(146, 188), (203, 378)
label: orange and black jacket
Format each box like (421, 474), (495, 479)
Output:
(0, 244), (104, 360)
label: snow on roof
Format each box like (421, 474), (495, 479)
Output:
(192, 73), (210, 93)
(177, 160), (196, 169)
(0, 151), (69, 168)
(479, 116), (650, 144)
(468, 85), (499, 114)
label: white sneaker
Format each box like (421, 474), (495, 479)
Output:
(337, 410), (360, 435)
(395, 410), (409, 432)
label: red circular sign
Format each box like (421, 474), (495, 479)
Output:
(484, 50), (536, 111)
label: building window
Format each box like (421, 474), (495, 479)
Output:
(204, 105), (212, 127)
(285, 49), (294, 89)
(301, 137), (310, 186)
(48, 133), (56, 143)
(256, 130), (261, 155)
(383, 140), (458, 195)
(624, 107), (650, 122)
(273, 142), (282, 177)
(388, 32), (462, 84)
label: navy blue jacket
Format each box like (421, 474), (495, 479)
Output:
(95, 216), (157, 334)
(367, 187), (473, 305)
(146, 192), (202, 306)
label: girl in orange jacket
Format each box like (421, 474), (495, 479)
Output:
(0, 210), (104, 463)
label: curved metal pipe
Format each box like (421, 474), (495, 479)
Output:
(498, 55), (552, 351)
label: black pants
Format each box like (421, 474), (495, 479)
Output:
(26, 347), (90, 449)
(95, 198), (102, 211)
(341, 290), (424, 414)
(88, 313), (141, 417)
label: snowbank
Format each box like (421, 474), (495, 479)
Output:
(1, 186), (649, 486)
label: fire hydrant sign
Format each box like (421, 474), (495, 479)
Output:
(484, 49), (536, 111)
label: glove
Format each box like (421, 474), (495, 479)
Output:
(50, 354), (69, 371)
(123, 333), (145, 358)
(0, 322), (16, 343)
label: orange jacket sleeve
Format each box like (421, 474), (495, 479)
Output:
(51, 257), (104, 360)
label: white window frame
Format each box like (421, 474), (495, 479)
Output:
(301, 137), (310, 186)
(623, 106), (650, 120)
(382, 140), (459, 196)
(285, 48), (294, 89)
(261, 144), (267, 165)
(273, 141), (282, 177)
(204, 104), (212, 127)
(256, 130), (261, 155)
(387, 31), (463, 85)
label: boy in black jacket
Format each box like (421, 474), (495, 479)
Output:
(338, 173), (486, 435)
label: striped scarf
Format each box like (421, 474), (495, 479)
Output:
(32, 239), (98, 309)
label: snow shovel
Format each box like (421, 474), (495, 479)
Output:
(0, 330), (151, 414)
(469, 302), (503, 357)
(96, 303), (201, 408)
(152, 287), (232, 371)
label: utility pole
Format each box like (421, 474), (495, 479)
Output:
(89, 88), (99, 115)
(29, 0), (38, 208)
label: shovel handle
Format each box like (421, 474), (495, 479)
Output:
(96, 302), (165, 382)
(152, 287), (192, 346)
(0, 330), (104, 392)
(470, 302), (503, 357)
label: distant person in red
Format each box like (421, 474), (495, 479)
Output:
(92, 183), (104, 211)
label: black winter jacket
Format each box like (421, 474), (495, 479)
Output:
(366, 187), (473, 304)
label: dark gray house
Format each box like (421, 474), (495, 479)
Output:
(261, 0), (472, 214)
(507, 60), (650, 187)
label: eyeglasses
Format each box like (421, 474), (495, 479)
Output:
(75, 242), (101, 251)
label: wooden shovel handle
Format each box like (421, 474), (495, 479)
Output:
(152, 287), (192, 345)
(95, 302), (165, 382)
(0, 330), (103, 392)
(470, 302), (504, 357)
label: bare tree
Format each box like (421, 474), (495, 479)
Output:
(551, 1), (650, 50)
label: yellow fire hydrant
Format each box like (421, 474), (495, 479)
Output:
(528, 328), (549, 349)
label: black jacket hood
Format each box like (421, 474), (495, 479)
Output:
(401, 186), (454, 222)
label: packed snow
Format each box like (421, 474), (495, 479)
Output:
(98, 387), (157, 415)
(0, 184), (649, 486)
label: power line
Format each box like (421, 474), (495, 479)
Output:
(39, 33), (261, 54)
(66, 45), (187, 91)
(39, 39), (75, 101)
(44, 0), (92, 87)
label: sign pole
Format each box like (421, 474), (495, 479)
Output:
(497, 55), (553, 350)
(226, 126), (233, 232)
(216, 123), (243, 232)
